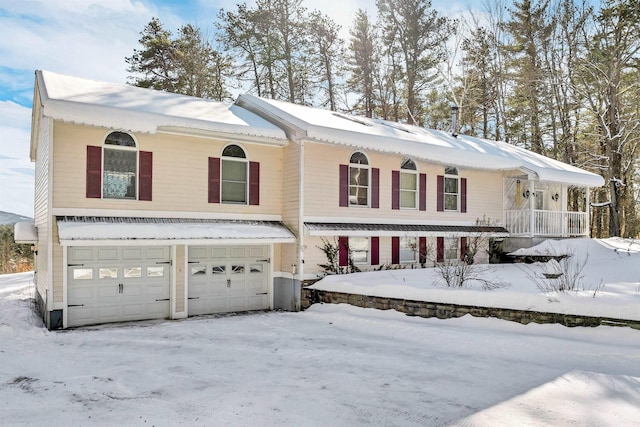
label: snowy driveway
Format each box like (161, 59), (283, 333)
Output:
(2, 278), (640, 427)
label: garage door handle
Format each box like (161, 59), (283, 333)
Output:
(119, 284), (123, 294)
(155, 298), (170, 302)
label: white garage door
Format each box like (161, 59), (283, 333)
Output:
(67, 246), (171, 327)
(188, 245), (270, 316)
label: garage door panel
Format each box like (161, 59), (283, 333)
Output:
(68, 246), (171, 328)
(98, 248), (119, 261)
(187, 246), (270, 316)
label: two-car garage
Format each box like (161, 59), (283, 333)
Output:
(58, 217), (295, 329)
(65, 244), (274, 328)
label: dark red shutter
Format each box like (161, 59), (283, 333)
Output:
(391, 170), (400, 210)
(437, 237), (444, 262)
(86, 145), (102, 198)
(460, 237), (468, 262)
(371, 167), (380, 208)
(339, 164), (349, 207)
(208, 157), (220, 203)
(371, 237), (379, 265)
(461, 177), (467, 213)
(391, 236), (400, 264)
(138, 151), (153, 201)
(437, 175), (444, 212)
(419, 173), (427, 211)
(249, 161), (260, 205)
(419, 237), (427, 264)
(338, 236), (348, 266)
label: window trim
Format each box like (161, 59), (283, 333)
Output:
(444, 167), (460, 212)
(444, 237), (459, 262)
(349, 236), (370, 265)
(102, 131), (139, 200)
(398, 158), (420, 211)
(399, 236), (418, 264)
(349, 151), (371, 207)
(221, 143), (249, 205)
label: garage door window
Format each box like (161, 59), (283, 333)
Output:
(99, 268), (118, 279)
(250, 264), (263, 273)
(73, 268), (93, 280)
(124, 267), (142, 278)
(212, 265), (226, 274)
(147, 266), (164, 277)
(192, 266), (206, 275)
(232, 265), (245, 274)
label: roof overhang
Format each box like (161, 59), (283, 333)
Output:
(305, 222), (509, 237)
(56, 217), (296, 246)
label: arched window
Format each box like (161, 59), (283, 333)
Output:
(221, 144), (248, 203)
(444, 166), (459, 211)
(103, 131), (137, 199)
(400, 158), (417, 209)
(349, 152), (370, 206)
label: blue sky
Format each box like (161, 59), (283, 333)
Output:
(0, 0), (473, 217)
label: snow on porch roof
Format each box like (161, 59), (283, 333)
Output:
(56, 217), (295, 243)
(35, 70), (287, 143)
(305, 222), (509, 237)
(236, 95), (604, 188)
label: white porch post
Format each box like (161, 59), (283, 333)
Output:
(561, 185), (567, 237)
(529, 180), (536, 237)
(585, 187), (591, 237)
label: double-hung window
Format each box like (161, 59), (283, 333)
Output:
(444, 167), (459, 211)
(349, 152), (370, 206)
(400, 158), (417, 209)
(349, 237), (370, 264)
(102, 132), (137, 199)
(399, 237), (417, 263)
(444, 237), (459, 261)
(221, 144), (248, 204)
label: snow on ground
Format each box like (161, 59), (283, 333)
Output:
(1, 270), (640, 426)
(310, 238), (640, 321)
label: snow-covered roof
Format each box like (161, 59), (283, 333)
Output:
(56, 217), (295, 244)
(34, 70), (287, 144)
(237, 95), (604, 187)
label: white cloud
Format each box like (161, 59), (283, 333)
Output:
(0, 101), (34, 217)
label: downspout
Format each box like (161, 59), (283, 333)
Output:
(296, 137), (305, 311)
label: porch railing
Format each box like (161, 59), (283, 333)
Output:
(504, 210), (588, 237)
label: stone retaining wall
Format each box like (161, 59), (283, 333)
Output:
(302, 288), (640, 329)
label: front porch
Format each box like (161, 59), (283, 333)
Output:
(503, 177), (590, 238)
(504, 209), (588, 237)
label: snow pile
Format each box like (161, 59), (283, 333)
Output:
(1, 272), (640, 425)
(310, 238), (640, 321)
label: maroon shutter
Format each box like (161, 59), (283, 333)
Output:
(461, 177), (467, 213)
(208, 157), (220, 203)
(391, 170), (400, 210)
(338, 236), (348, 266)
(371, 237), (379, 265)
(419, 237), (427, 264)
(437, 175), (444, 212)
(249, 161), (260, 205)
(138, 151), (152, 201)
(437, 237), (444, 262)
(371, 167), (380, 208)
(391, 236), (400, 264)
(419, 173), (427, 211)
(86, 145), (102, 198)
(339, 164), (349, 207)
(460, 237), (468, 262)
